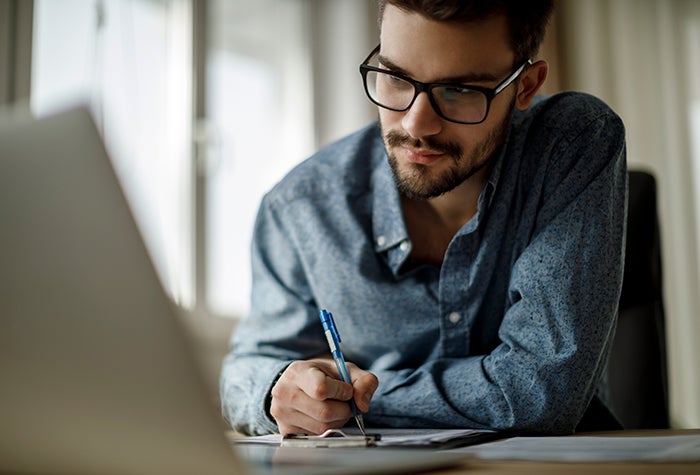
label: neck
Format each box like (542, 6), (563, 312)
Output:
(400, 167), (489, 266)
(412, 164), (489, 226)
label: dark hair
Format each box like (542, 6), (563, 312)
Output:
(377, 0), (554, 65)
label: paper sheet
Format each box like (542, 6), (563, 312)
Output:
(232, 427), (497, 448)
(459, 434), (700, 462)
(232, 429), (700, 462)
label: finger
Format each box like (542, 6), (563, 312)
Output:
(284, 382), (353, 422)
(271, 366), (352, 434)
(276, 422), (307, 437)
(295, 366), (354, 402)
(346, 364), (379, 412)
(283, 359), (341, 388)
(354, 373), (378, 412)
(273, 396), (351, 435)
(276, 361), (352, 408)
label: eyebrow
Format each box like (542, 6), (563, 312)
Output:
(376, 53), (503, 85)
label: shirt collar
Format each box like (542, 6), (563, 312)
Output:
(480, 135), (508, 211)
(371, 158), (408, 253)
(368, 125), (512, 271)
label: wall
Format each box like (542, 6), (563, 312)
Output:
(556, 0), (700, 428)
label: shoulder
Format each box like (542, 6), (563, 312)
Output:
(518, 92), (625, 144)
(264, 122), (384, 208)
(502, 92), (627, 209)
(508, 92), (626, 177)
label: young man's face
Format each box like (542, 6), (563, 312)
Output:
(378, 5), (521, 200)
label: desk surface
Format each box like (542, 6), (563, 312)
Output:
(421, 429), (700, 475)
(441, 460), (699, 475)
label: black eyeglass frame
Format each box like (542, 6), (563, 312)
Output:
(359, 45), (532, 125)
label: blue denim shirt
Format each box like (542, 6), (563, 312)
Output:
(220, 92), (627, 436)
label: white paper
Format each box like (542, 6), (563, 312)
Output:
(232, 427), (496, 448)
(460, 434), (700, 462)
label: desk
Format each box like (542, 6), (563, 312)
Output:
(430, 429), (700, 475)
(440, 460), (699, 475)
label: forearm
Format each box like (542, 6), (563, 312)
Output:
(366, 334), (613, 434)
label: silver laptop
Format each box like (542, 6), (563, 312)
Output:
(0, 107), (466, 475)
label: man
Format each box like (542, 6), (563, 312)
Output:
(221, 0), (627, 437)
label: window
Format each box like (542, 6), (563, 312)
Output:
(31, 0), (194, 306)
(29, 0), (377, 319)
(687, 13), (700, 265)
(203, 0), (315, 317)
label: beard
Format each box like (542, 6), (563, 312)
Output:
(382, 96), (515, 200)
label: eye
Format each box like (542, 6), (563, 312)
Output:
(382, 73), (412, 90)
(439, 86), (475, 101)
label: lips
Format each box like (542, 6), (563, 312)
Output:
(401, 146), (446, 165)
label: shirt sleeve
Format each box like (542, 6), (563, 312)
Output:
(365, 105), (627, 434)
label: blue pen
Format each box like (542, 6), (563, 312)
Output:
(319, 309), (366, 435)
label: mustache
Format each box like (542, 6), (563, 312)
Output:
(384, 130), (463, 159)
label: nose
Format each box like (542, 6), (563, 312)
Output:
(401, 92), (443, 139)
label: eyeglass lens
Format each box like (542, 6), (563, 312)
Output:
(364, 70), (490, 124)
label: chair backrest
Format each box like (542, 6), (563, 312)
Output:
(607, 170), (670, 429)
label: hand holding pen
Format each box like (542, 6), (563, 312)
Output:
(267, 311), (377, 436)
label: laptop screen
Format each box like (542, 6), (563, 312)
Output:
(0, 106), (467, 475)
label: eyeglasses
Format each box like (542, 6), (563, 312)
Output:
(359, 45), (531, 125)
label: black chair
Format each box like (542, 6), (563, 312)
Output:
(607, 170), (670, 429)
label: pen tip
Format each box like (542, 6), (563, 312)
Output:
(356, 415), (366, 436)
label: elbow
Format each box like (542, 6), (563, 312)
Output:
(494, 385), (587, 435)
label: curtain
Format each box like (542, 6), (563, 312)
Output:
(555, 0), (700, 428)
(0, 0), (33, 105)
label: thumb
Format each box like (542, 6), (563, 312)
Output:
(353, 372), (378, 412)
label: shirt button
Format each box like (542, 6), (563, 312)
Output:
(448, 312), (461, 324)
(377, 236), (387, 246)
(399, 240), (409, 251)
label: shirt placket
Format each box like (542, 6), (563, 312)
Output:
(438, 231), (478, 357)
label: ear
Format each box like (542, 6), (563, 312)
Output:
(515, 60), (548, 110)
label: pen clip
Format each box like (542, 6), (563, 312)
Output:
(320, 309), (341, 344)
(320, 310), (341, 353)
